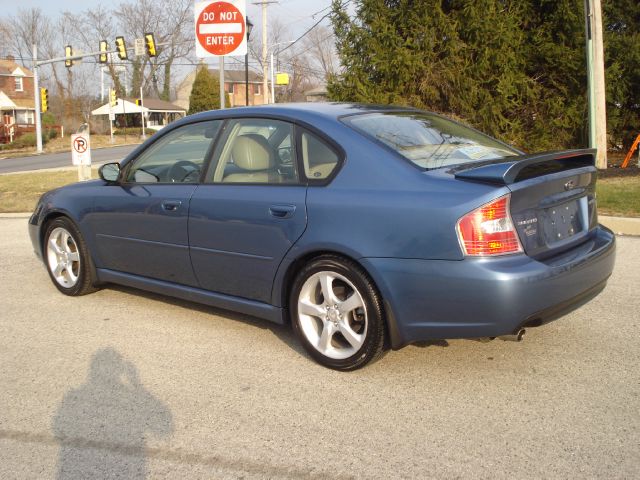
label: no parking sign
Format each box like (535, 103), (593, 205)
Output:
(195, 1), (247, 57)
(71, 134), (91, 166)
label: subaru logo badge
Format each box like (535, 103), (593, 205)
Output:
(564, 180), (576, 191)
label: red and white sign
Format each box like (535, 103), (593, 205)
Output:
(71, 134), (91, 166)
(195, 1), (247, 57)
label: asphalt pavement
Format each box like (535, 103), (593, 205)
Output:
(0, 216), (638, 479)
(0, 145), (138, 174)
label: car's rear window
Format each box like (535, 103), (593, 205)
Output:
(344, 112), (520, 169)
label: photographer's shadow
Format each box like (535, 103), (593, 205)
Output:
(52, 348), (173, 479)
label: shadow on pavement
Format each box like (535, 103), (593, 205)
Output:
(52, 348), (173, 479)
(108, 284), (307, 357)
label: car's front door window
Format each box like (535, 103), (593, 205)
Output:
(126, 121), (222, 184)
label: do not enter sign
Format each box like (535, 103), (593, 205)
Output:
(195, 1), (247, 57)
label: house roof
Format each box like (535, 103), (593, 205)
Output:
(0, 91), (16, 109)
(0, 59), (33, 77)
(0, 90), (34, 110)
(91, 97), (186, 116)
(304, 86), (328, 96)
(208, 69), (263, 83)
(126, 97), (186, 111)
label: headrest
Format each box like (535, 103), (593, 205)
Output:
(231, 134), (275, 171)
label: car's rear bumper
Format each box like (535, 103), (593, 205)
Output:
(362, 225), (616, 349)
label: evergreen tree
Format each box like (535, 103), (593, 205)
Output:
(188, 65), (221, 115)
(450, 0), (536, 149)
(329, 0), (464, 111)
(522, 0), (588, 150)
(604, 0), (640, 150)
(330, 0), (639, 153)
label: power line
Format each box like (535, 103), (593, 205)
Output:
(278, 0), (349, 55)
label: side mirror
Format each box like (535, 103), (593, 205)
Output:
(99, 162), (121, 183)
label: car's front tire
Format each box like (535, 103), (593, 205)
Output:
(44, 217), (98, 296)
(290, 255), (386, 370)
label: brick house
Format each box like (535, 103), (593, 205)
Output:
(0, 57), (36, 142)
(174, 68), (267, 111)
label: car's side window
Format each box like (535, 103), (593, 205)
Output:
(208, 118), (298, 184)
(126, 121), (222, 184)
(300, 131), (339, 181)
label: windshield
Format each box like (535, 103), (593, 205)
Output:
(345, 112), (520, 169)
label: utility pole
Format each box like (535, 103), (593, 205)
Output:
(220, 57), (225, 109)
(255, 1), (278, 105)
(584, 0), (608, 169)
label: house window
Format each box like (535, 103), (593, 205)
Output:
(253, 84), (261, 95)
(15, 76), (24, 92)
(16, 110), (34, 125)
(227, 83), (235, 94)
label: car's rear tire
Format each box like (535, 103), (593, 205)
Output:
(290, 255), (386, 370)
(44, 217), (98, 296)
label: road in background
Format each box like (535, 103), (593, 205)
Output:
(0, 217), (638, 479)
(0, 145), (138, 174)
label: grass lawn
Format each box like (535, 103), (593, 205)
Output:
(0, 169), (97, 213)
(0, 169), (638, 217)
(596, 176), (640, 217)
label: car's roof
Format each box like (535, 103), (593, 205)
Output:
(187, 102), (420, 124)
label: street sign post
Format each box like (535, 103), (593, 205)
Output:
(71, 133), (92, 181)
(194, 1), (247, 57)
(134, 38), (145, 57)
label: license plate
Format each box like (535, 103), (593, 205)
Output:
(543, 199), (582, 243)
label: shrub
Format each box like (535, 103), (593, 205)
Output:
(114, 127), (156, 136)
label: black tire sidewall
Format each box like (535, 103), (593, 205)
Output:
(290, 256), (385, 371)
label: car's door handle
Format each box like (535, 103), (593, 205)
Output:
(269, 204), (296, 219)
(161, 200), (182, 212)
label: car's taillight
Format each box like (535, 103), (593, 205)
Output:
(456, 195), (523, 256)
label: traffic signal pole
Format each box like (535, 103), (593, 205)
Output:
(31, 43), (122, 154)
(33, 44), (43, 153)
(140, 86), (146, 140)
(29, 36), (163, 153)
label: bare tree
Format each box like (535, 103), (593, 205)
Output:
(0, 19), (12, 58)
(62, 6), (126, 97)
(115, 0), (194, 100)
(247, 17), (289, 75)
(4, 8), (54, 67)
(300, 25), (338, 80)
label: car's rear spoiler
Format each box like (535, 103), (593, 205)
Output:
(453, 149), (596, 185)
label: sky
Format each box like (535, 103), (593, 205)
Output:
(1, 0), (345, 96)
(2, 0), (338, 40)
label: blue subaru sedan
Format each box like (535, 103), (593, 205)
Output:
(29, 103), (616, 370)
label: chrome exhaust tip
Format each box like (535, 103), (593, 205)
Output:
(499, 328), (526, 342)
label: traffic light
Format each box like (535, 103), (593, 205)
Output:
(40, 88), (49, 113)
(144, 33), (157, 57)
(110, 88), (118, 107)
(115, 36), (127, 60)
(135, 99), (142, 107)
(99, 40), (108, 64)
(65, 45), (73, 67)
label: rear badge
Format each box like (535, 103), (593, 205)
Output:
(564, 180), (576, 191)
(517, 218), (538, 237)
(517, 218), (538, 226)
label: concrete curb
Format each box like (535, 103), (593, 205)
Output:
(599, 216), (640, 236)
(0, 213), (31, 218)
(2, 213), (639, 236)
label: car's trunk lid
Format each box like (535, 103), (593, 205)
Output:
(452, 149), (598, 258)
